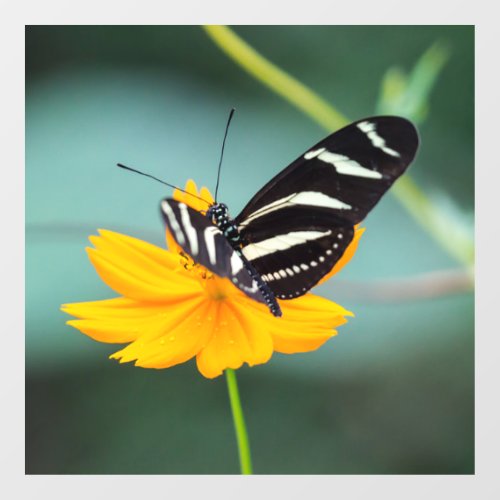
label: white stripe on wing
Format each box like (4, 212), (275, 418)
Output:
(239, 191), (351, 228)
(242, 230), (332, 261)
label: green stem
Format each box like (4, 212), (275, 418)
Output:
(225, 368), (253, 474)
(203, 25), (348, 131)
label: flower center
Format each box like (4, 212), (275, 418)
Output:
(179, 251), (213, 280)
(177, 249), (230, 301)
(204, 278), (229, 301)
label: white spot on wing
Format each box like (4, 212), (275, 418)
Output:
(357, 121), (400, 157)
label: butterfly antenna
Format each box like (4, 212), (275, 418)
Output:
(116, 163), (211, 206)
(214, 108), (235, 202)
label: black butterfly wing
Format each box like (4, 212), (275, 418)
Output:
(160, 199), (267, 305)
(243, 215), (355, 299)
(235, 116), (419, 298)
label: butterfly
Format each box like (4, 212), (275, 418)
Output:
(160, 116), (419, 317)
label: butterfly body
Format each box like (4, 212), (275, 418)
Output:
(161, 116), (419, 317)
(206, 203), (242, 247)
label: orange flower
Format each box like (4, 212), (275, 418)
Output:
(61, 181), (363, 378)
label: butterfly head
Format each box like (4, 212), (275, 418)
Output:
(206, 203), (230, 224)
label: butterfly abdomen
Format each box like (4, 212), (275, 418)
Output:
(234, 249), (282, 317)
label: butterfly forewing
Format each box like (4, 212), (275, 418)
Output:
(160, 199), (268, 306)
(235, 116), (419, 229)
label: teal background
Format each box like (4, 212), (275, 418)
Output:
(26, 26), (474, 474)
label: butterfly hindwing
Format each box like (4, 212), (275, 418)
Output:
(241, 223), (354, 299)
(160, 199), (268, 306)
(239, 208), (354, 298)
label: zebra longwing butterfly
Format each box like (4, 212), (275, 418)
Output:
(160, 116), (419, 317)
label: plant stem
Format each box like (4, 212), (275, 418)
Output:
(225, 368), (253, 474)
(203, 25), (348, 131)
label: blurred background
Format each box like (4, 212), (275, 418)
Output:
(25, 25), (474, 474)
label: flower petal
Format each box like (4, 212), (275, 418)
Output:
(62, 297), (198, 343)
(92, 229), (196, 281)
(110, 297), (213, 370)
(199, 186), (215, 206)
(61, 297), (171, 320)
(86, 232), (202, 301)
(96, 229), (180, 268)
(232, 293), (352, 355)
(173, 179), (212, 212)
(196, 301), (273, 378)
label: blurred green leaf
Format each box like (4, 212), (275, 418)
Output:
(376, 42), (450, 123)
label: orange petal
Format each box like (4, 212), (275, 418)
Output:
(93, 229), (196, 281)
(62, 297), (201, 343)
(233, 292), (352, 325)
(196, 301), (273, 378)
(272, 331), (337, 354)
(173, 179), (214, 213)
(199, 186), (215, 206)
(96, 229), (179, 268)
(66, 319), (142, 343)
(232, 293), (352, 355)
(110, 297), (213, 369)
(61, 297), (175, 320)
(86, 231), (202, 301)
(165, 228), (183, 255)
